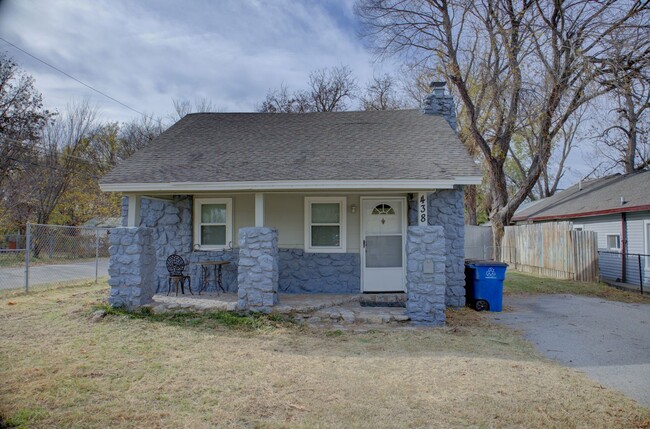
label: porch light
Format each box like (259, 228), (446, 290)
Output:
(350, 204), (357, 214)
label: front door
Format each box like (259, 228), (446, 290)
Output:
(361, 197), (406, 292)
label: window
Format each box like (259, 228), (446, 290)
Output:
(304, 197), (346, 253)
(572, 224), (584, 231)
(193, 198), (232, 250)
(606, 234), (621, 251)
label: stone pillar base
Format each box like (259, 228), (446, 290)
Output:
(406, 226), (447, 326)
(107, 227), (156, 309)
(237, 227), (279, 313)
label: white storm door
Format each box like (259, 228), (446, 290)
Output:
(361, 198), (406, 292)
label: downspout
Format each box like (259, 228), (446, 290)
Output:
(621, 212), (627, 283)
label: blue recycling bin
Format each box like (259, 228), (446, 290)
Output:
(464, 261), (508, 312)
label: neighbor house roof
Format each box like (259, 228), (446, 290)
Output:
(100, 109), (481, 192)
(512, 170), (650, 222)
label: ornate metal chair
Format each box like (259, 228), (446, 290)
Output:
(166, 254), (192, 296)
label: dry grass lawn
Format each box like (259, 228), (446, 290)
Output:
(504, 271), (650, 304)
(1, 281), (649, 428)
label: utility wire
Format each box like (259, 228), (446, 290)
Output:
(0, 36), (148, 118)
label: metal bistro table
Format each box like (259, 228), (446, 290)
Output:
(199, 261), (231, 295)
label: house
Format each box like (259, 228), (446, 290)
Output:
(99, 85), (481, 324)
(512, 170), (650, 287)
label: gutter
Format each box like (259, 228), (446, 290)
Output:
(513, 204), (650, 222)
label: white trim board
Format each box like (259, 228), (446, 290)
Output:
(100, 177), (482, 193)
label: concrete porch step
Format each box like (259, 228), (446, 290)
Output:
(359, 293), (406, 307)
(301, 304), (410, 325)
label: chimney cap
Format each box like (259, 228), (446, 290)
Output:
(429, 81), (446, 88)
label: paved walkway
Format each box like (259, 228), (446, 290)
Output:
(492, 294), (650, 406)
(0, 258), (109, 290)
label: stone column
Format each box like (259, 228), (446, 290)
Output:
(107, 227), (156, 309)
(237, 227), (279, 312)
(427, 187), (466, 308)
(406, 226), (447, 325)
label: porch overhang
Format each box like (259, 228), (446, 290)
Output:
(100, 177), (483, 193)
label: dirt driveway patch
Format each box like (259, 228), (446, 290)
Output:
(492, 294), (650, 406)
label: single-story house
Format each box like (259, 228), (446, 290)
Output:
(99, 85), (481, 324)
(513, 170), (650, 287)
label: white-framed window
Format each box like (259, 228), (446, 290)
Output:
(572, 224), (584, 231)
(304, 197), (346, 253)
(606, 234), (621, 251)
(193, 198), (232, 250)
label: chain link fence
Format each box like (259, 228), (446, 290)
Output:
(598, 250), (648, 294)
(0, 223), (111, 292)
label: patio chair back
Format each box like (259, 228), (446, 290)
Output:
(166, 254), (187, 276)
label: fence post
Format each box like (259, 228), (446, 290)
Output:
(25, 223), (31, 293)
(95, 229), (99, 283)
(638, 254), (644, 295)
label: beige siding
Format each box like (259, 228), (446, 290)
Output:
(195, 192), (365, 251)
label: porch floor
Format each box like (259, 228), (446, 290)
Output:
(151, 292), (411, 325)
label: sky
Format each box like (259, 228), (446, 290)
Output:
(0, 0), (392, 123)
(0, 0), (592, 187)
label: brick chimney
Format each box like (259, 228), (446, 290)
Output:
(422, 81), (457, 131)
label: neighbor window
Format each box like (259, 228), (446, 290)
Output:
(572, 224), (584, 231)
(606, 234), (621, 251)
(193, 198), (232, 250)
(304, 197), (346, 253)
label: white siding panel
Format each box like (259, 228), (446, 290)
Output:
(568, 215), (622, 249)
(626, 212), (650, 254)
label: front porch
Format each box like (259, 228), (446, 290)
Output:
(107, 189), (466, 326)
(150, 292), (411, 325)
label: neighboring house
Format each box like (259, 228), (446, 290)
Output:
(99, 85), (481, 324)
(513, 170), (650, 286)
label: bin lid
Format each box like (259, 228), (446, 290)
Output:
(466, 260), (509, 267)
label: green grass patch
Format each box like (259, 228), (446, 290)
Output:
(504, 271), (650, 304)
(1, 407), (49, 428)
(96, 303), (293, 331)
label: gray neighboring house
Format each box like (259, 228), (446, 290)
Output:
(513, 170), (650, 286)
(99, 87), (481, 324)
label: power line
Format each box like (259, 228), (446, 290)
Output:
(0, 36), (148, 118)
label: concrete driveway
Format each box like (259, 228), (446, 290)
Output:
(0, 258), (109, 290)
(492, 294), (650, 406)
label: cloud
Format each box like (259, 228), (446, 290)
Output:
(0, 0), (390, 122)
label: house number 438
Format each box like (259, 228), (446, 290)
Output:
(418, 193), (427, 226)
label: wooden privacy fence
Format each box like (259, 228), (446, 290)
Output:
(501, 222), (599, 282)
(464, 225), (494, 260)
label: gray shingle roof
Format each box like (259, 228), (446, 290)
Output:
(513, 170), (650, 221)
(101, 109), (479, 187)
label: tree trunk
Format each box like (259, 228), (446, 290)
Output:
(465, 185), (478, 225)
(487, 160), (510, 261)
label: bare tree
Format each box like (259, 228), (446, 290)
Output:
(258, 84), (314, 113)
(32, 100), (98, 225)
(171, 96), (218, 121)
(593, 35), (650, 173)
(118, 115), (166, 159)
(361, 74), (406, 110)
(358, 0), (649, 253)
(259, 66), (358, 113)
(308, 66), (358, 112)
